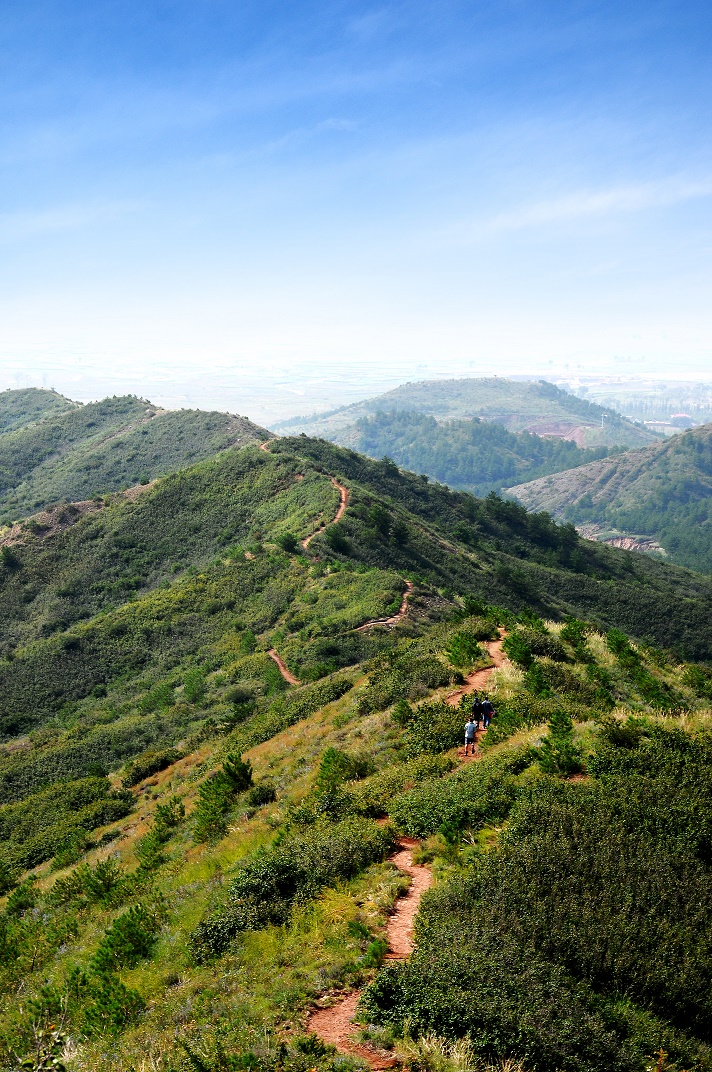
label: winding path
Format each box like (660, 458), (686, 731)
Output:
(258, 439), (413, 684)
(307, 838), (432, 1069)
(446, 634), (507, 707)
(354, 580), (414, 632)
(267, 649), (299, 685)
(302, 478), (350, 550)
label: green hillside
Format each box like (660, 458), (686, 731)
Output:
(0, 387), (77, 433)
(0, 388), (269, 524)
(276, 377), (658, 450)
(343, 409), (609, 495)
(1, 435), (712, 1071)
(508, 423), (712, 573)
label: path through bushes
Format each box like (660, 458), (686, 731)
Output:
(307, 837), (432, 1069)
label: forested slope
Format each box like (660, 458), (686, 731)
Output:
(509, 423), (712, 573)
(0, 388), (269, 523)
(1, 433), (712, 1072)
(341, 410), (609, 495)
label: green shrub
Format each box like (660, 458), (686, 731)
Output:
(537, 710), (583, 776)
(193, 756), (253, 843)
(276, 532), (299, 553)
(359, 647), (455, 715)
(315, 747), (375, 792)
(446, 631), (485, 668)
(246, 782), (277, 807)
(91, 902), (164, 974)
(350, 755), (454, 818)
(389, 750), (532, 837)
(121, 746), (184, 787)
(403, 701), (465, 757)
(49, 858), (130, 909)
(190, 818), (393, 960)
(324, 524), (350, 554)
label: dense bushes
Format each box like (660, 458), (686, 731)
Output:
(389, 749), (532, 837)
(190, 818), (393, 960)
(225, 676), (354, 756)
(401, 701), (466, 757)
(363, 728), (712, 1070)
(349, 755), (454, 817)
(121, 746), (184, 787)
(0, 776), (132, 872)
(359, 650), (456, 714)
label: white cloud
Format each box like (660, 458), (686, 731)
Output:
(479, 176), (712, 234)
(0, 199), (143, 241)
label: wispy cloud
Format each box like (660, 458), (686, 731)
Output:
(0, 199), (143, 241)
(478, 176), (712, 235)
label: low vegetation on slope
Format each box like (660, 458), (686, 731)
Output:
(0, 387), (77, 433)
(0, 432), (711, 1071)
(0, 388), (269, 523)
(509, 423), (712, 573)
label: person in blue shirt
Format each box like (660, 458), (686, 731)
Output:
(464, 717), (478, 755)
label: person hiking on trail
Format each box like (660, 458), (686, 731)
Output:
(464, 717), (478, 755)
(471, 695), (483, 731)
(481, 698), (494, 729)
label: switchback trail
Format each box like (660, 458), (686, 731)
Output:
(307, 838), (432, 1069)
(258, 439), (412, 684)
(258, 439), (349, 550)
(354, 580), (414, 632)
(302, 478), (349, 549)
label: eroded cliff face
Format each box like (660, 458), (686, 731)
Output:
(577, 525), (666, 557)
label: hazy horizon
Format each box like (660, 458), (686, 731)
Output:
(1, 1), (710, 423)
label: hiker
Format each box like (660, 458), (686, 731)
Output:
(464, 717), (478, 756)
(481, 698), (494, 729)
(471, 694), (483, 731)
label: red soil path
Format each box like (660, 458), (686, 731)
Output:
(354, 580), (414, 633)
(267, 649), (299, 685)
(302, 478), (350, 550)
(446, 632), (508, 761)
(307, 838), (432, 1069)
(257, 439), (413, 683)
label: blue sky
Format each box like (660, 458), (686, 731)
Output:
(1, 1), (711, 419)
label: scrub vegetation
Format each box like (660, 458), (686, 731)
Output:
(0, 395), (710, 1072)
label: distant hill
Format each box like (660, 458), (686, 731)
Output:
(0, 389), (270, 523)
(0, 387), (77, 432)
(275, 377), (659, 450)
(508, 423), (712, 573)
(336, 409), (610, 496)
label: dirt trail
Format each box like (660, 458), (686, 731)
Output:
(355, 580), (414, 632)
(307, 838), (431, 1069)
(446, 634), (507, 708)
(302, 478), (349, 550)
(267, 649), (299, 685)
(446, 632), (508, 761)
(259, 440), (413, 680)
(258, 440), (349, 551)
